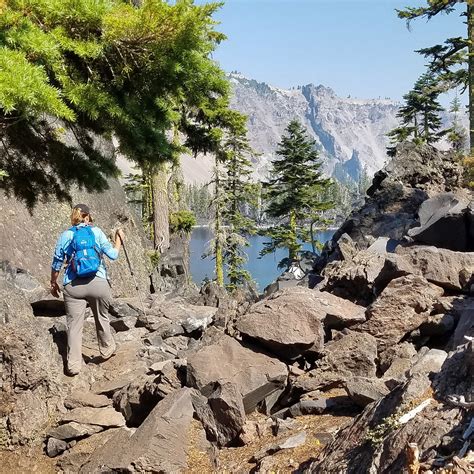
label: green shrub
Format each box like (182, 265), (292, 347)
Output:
(148, 251), (160, 269)
(169, 210), (196, 234)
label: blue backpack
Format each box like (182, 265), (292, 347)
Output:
(69, 225), (101, 278)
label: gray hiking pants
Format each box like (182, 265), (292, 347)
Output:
(63, 276), (116, 373)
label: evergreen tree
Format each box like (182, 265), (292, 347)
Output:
(218, 113), (257, 291)
(261, 120), (333, 267)
(397, 1), (473, 154)
(388, 73), (445, 151)
(447, 93), (467, 153)
(0, 0), (231, 210)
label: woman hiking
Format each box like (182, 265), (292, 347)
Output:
(50, 204), (124, 376)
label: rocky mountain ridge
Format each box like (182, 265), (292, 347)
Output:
(182, 73), (401, 185)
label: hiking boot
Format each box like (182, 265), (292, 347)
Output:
(66, 367), (80, 377)
(100, 342), (116, 361)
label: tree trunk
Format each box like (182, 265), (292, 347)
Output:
(152, 162), (169, 252)
(168, 127), (185, 214)
(289, 208), (297, 261)
(468, 1), (474, 155)
(214, 161), (224, 287)
(310, 220), (316, 254)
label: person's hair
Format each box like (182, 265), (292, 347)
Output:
(70, 208), (92, 225)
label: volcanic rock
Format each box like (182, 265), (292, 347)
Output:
(187, 335), (288, 413)
(48, 422), (103, 441)
(407, 192), (473, 251)
(312, 331), (378, 379)
(64, 392), (112, 410)
(396, 245), (474, 291)
(236, 287), (364, 359)
(353, 275), (444, 353)
(61, 407), (126, 427)
(80, 388), (207, 473)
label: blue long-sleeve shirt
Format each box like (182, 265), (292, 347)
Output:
(52, 223), (118, 286)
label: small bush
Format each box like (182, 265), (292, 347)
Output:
(169, 210), (196, 234)
(148, 251), (161, 269)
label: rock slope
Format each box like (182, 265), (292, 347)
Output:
(1, 144), (474, 473)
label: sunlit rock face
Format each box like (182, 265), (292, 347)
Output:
(182, 73), (402, 185)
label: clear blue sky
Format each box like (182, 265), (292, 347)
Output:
(206, 0), (466, 101)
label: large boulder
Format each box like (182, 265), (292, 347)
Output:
(139, 296), (218, 334)
(311, 331), (378, 380)
(395, 245), (474, 291)
(310, 340), (473, 473)
(235, 288), (325, 360)
(236, 288), (365, 360)
(191, 381), (246, 447)
(353, 275), (444, 353)
(80, 388), (213, 473)
(407, 191), (474, 251)
(186, 335), (288, 414)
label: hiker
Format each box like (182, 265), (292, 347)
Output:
(50, 204), (124, 376)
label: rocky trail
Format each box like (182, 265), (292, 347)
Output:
(1, 143), (474, 473)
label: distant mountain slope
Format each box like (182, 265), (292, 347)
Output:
(182, 73), (401, 184)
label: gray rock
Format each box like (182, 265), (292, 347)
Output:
(0, 261), (47, 304)
(419, 313), (455, 337)
(344, 377), (390, 407)
(353, 275), (444, 353)
(46, 437), (69, 457)
(61, 407), (126, 427)
(80, 388), (203, 473)
(236, 288), (324, 359)
(273, 399), (331, 419)
(409, 348), (448, 376)
(396, 245), (474, 291)
(313, 331), (378, 379)
(187, 335), (288, 414)
(141, 298), (218, 333)
(379, 342), (417, 373)
(407, 192), (472, 251)
(0, 277), (64, 446)
(316, 144), (463, 271)
(64, 392), (112, 409)
(148, 360), (174, 374)
(251, 431), (307, 462)
(109, 315), (136, 332)
(366, 237), (400, 255)
(0, 177), (150, 298)
(108, 299), (143, 319)
(237, 287), (365, 359)
(192, 382), (246, 447)
(57, 428), (127, 474)
(48, 422), (103, 441)
(450, 300), (474, 349)
(91, 370), (145, 395)
(165, 335), (189, 352)
(320, 251), (386, 304)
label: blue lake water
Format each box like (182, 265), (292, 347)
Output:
(189, 227), (335, 290)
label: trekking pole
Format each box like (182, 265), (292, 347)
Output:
(118, 233), (147, 319)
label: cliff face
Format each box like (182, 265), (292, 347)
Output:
(182, 73), (400, 184)
(0, 131), (151, 299)
(232, 75), (400, 178)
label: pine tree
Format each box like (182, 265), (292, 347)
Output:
(397, 1), (473, 154)
(388, 73), (445, 150)
(218, 113), (257, 291)
(0, 0), (231, 209)
(447, 94), (467, 154)
(261, 120), (333, 268)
